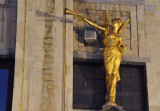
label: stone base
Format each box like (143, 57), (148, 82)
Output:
(101, 105), (125, 111)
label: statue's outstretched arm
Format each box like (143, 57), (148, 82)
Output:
(118, 19), (129, 34)
(81, 17), (106, 32)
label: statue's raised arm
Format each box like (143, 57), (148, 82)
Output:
(103, 8), (110, 29)
(118, 18), (130, 34)
(80, 17), (106, 31)
(64, 8), (108, 32)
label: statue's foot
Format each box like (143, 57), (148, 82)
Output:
(104, 101), (117, 106)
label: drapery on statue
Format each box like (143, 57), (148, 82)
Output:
(65, 8), (129, 106)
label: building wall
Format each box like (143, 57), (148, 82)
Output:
(12, 0), (160, 111)
(145, 0), (160, 110)
(0, 0), (17, 56)
(12, 0), (73, 111)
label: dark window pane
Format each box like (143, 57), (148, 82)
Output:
(95, 80), (105, 93)
(73, 92), (84, 105)
(132, 82), (142, 94)
(132, 95), (143, 108)
(85, 65), (94, 78)
(95, 66), (105, 79)
(131, 68), (143, 81)
(84, 93), (94, 106)
(121, 67), (131, 80)
(116, 94), (122, 105)
(74, 78), (83, 91)
(122, 81), (132, 93)
(122, 95), (132, 107)
(117, 81), (122, 93)
(84, 79), (94, 91)
(73, 65), (85, 78)
(95, 94), (105, 108)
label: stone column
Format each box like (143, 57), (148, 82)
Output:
(12, 0), (68, 111)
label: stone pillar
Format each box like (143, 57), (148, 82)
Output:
(12, 0), (70, 111)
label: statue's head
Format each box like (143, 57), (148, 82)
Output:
(111, 18), (122, 28)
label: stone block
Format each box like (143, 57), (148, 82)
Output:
(42, 63), (54, 69)
(0, 0), (6, 4)
(113, 5), (120, 11)
(32, 62), (43, 69)
(145, 10), (155, 16)
(137, 6), (144, 21)
(145, 5), (155, 11)
(35, 0), (55, 21)
(44, 50), (54, 58)
(78, 46), (85, 51)
(44, 39), (55, 44)
(44, 57), (54, 63)
(42, 69), (54, 75)
(156, 6), (160, 11)
(82, 0), (144, 5)
(155, 11), (160, 18)
(102, 105), (125, 111)
(42, 75), (55, 81)
(120, 5), (136, 12)
(97, 48), (104, 53)
(85, 46), (97, 52)
(151, 0), (160, 6)
(148, 18), (160, 27)
(43, 43), (54, 51)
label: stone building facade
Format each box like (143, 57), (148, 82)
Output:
(2, 0), (159, 111)
(0, 0), (17, 110)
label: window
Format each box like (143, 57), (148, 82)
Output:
(0, 58), (15, 111)
(73, 62), (105, 109)
(73, 62), (149, 111)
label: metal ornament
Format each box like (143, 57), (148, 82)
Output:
(65, 7), (129, 106)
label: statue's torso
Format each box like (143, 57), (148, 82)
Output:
(103, 33), (121, 53)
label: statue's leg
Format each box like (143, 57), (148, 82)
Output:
(109, 74), (117, 104)
(105, 74), (117, 106)
(104, 60), (117, 105)
(105, 74), (112, 100)
(109, 55), (121, 104)
(104, 60), (113, 100)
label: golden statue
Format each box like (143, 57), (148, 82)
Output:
(65, 8), (129, 106)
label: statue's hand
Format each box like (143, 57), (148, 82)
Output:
(118, 43), (126, 53)
(79, 16), (84, 20)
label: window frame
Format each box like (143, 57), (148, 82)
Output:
(73, 60), (149, 111)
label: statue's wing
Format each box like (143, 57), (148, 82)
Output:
(118, 18), (129, 34)
(103, 7), (109, 29)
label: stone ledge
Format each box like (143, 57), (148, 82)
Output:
(74, 0), (144, 6)
(73, 51), (150, 63)
(102, 105), (125, 111)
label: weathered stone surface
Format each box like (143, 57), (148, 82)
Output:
(74, 0), (144, 5)
(102, 105), (125, 111)
(145, 5), (155, 10)
(12, 0), (64, 111)
(74, 51), (150, 63)
(0, 0), (5, 4)
(11, 0), (160, 111)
